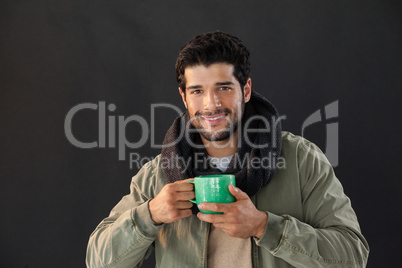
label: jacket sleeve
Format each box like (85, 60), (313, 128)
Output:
(254, 139), (370, 267)
(86, 160), (163, 268)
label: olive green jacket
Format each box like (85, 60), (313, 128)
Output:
(86, 132), (369, 267)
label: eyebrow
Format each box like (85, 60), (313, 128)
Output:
(187, 85), (202, 90)
(215, 81), (235, 86)
(187, 81), (235, 90)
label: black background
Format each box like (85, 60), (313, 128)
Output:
(1, 1), (401, 267)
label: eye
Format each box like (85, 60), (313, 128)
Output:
(219, 87), (231, 91)
(191, 89), (202, 95)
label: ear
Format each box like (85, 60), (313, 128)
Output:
(243, 78), (252, 103)
(179, 87), (188, 109)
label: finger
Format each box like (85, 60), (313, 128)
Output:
(175, 191), (195, 201)
(198, 202), (230, 213)
(229, 184), (249, 201)
(176, 209), (193, 219)
(175, 201), (194, 209)
(173, 180), (195, 191)
(197, 212), (225, 223)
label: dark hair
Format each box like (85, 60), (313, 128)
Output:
(175, 31), (251, 91)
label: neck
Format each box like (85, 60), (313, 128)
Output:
(200, 131), (239, 158)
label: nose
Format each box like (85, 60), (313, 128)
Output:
(203, 90), (221, 110)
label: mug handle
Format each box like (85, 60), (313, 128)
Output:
(186, 180), (196, 203)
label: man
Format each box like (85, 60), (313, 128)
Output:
(86, 31), (369, 267)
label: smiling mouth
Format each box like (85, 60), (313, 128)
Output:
(200, 114), (227, 125)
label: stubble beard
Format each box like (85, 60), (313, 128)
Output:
(191, 102), (245, 142)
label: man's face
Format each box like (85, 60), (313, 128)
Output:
(179, 63), (251, 142)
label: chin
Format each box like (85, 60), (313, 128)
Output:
(200, 129), (232, 142)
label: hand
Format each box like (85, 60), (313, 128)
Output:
(149, 179), (195, 225)
(197, 184), (268, 239)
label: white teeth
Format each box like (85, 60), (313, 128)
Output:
(203, 115), (225, 121)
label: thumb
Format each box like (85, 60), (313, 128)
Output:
(229, 184), (248, 200)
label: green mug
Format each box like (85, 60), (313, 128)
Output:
(188, 174), (236, 214)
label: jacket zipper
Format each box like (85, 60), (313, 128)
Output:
(201, 221), (211, 268)
(251, 195), (258, 268)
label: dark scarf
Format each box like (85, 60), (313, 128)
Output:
(161, 91), (282, 213)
